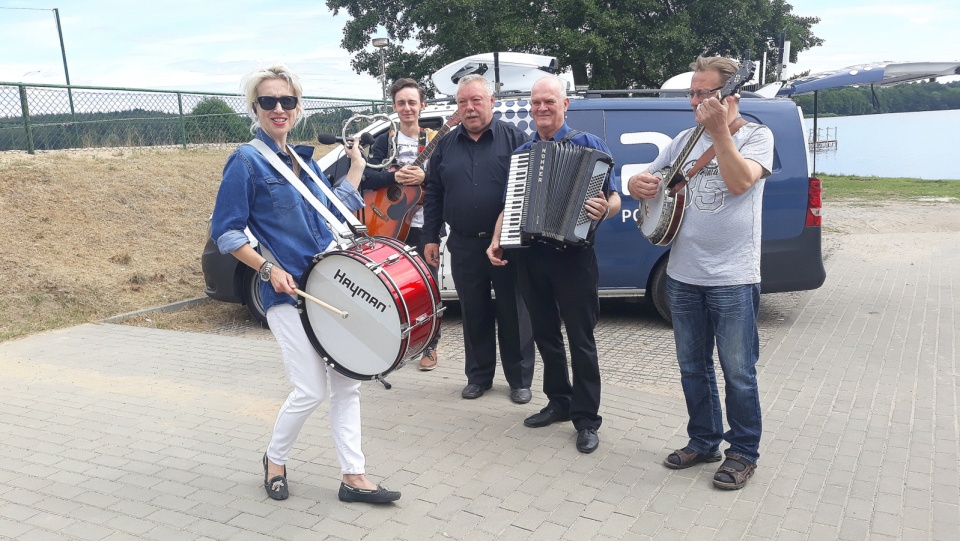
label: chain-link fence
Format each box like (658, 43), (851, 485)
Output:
(0, 82), (389, 153)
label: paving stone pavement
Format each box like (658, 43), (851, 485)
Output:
(1, 226), (957, 540)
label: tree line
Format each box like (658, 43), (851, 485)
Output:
(326, 0), (958, 117)
(791, 81), (960, 117)
(328, 0), (821, 93)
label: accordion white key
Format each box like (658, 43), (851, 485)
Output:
(500, 141), (613, 249)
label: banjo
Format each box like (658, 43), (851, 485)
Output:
(637, 55), (755, 246)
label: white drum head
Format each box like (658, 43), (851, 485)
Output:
(302, 254), (401, 376)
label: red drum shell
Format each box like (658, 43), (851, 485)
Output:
(298, 236), (440, 381)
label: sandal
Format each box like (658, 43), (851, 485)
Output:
(663, 446), (723, 470)
(713, 453), (757, 490)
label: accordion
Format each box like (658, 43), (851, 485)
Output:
(500, 141), (614, 249)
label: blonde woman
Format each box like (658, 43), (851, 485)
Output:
(211, 65), (400, 503)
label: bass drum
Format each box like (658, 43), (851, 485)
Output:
(298, 236), (441, 382)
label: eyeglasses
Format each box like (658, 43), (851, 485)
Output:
(685, 86), (723, 100)
(256, 95), (298, 110)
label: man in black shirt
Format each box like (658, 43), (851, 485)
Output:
(422, 74), (535, 403)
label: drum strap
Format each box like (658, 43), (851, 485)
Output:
(247, 139), (364, 242)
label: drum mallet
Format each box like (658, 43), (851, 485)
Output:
(295, 289), (349, 319)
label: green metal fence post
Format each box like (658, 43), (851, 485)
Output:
(18, 85), (35, 154)
(53, 9), (76, 118)
(177, 93), (187, 148)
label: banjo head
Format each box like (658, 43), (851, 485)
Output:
(638, 169), (675, 239)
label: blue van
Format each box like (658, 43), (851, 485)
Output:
(202, 91), (825, 324)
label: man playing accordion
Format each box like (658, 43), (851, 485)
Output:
(487, 75), (621, 454)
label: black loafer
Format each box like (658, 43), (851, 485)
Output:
(263, 453), (288, 500)
(510, 388), (532, 404)
(338, 483), (401, 503)
(523, 407), (570, 428)
(576, 428), (600, 454)
(461, 383), (491, 399)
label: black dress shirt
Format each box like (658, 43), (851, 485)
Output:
(422, 120), (529, 244)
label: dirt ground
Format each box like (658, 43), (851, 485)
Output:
(0, 145), (331, 341)
(1, 145), (957, 341)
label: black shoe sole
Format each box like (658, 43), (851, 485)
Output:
(523, 413), (570, 428)
(338, 483), (401, 503)
(510, 391), (532, 404)
(461, 385), (492, 399)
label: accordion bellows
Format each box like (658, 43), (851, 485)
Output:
(500, 141), (614, 249)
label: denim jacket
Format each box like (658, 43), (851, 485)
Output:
(211, 130), (364, 311)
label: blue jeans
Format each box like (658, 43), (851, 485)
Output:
(667, 276), (762, 464)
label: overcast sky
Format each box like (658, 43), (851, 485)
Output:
(1, 0), (957, 99)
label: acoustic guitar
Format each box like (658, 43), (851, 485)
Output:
(638, 55), (755, 246)
(358, 113), (461, 241)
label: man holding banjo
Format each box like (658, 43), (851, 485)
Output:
(627, 56), (774, 490)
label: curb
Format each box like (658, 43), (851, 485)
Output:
(101, 296), (210, 324)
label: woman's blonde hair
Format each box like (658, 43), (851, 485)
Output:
(242, 65), (304, 134)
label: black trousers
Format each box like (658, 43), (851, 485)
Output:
(446, 232), (535, 389)
(517, 243), (602, 431)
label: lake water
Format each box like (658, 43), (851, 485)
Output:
(803, 109), (960, 180)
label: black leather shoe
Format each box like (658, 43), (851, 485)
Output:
(338, 483), (401, 503)
(263, 453), (288, 500)
(510, 388), (532, 404)
(523, 407), (570, 428)
(576, 428), (600, 454)
(461, 383), (491, 399)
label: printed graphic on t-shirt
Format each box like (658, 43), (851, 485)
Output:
(396, 137), (418, 166)
(684, 160), (725, 213)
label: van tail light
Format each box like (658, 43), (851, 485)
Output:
(806, 177), (822, 227)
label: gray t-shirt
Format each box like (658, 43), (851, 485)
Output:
(647, 121), (774, 286)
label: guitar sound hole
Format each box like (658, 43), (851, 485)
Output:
(387, 185), (403, 202)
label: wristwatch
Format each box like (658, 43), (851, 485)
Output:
(259, 261), (274, 282)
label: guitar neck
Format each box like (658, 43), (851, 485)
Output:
(410, 124), (452, 168)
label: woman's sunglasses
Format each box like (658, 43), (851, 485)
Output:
(256, 96), (298, 110)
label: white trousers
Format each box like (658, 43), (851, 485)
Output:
(265, 304), (365, 474)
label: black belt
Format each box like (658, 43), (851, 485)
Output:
(452, 230), (492, 239)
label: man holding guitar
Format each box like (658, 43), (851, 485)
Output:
(360, 78), (446, 371)
(627, 56), (774, 490)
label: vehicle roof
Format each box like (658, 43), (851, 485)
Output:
(777, 61), (960, 95)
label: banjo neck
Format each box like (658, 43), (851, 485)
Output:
(663, 124), (707, 190)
